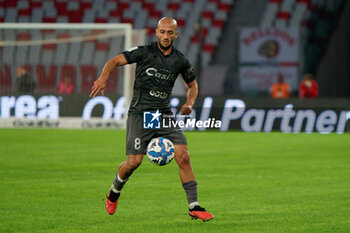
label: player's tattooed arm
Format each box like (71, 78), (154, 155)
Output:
(90, 54), (128, 97)
(180, 80), (198, 115)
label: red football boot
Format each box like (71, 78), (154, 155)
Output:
(189, 205), (214, 222)
(105, 190), (119, 215)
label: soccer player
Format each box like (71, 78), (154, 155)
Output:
(90, 17), (213, 222)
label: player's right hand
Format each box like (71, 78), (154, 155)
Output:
(90, 76), (107, 97)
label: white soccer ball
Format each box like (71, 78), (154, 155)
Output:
(147, 137), (175, 166)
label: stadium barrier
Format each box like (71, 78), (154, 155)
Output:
(0, 94), (349, 133)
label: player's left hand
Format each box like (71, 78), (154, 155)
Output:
(180, 104), (192, 115)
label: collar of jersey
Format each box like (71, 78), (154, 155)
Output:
(154, 42), (174, 57)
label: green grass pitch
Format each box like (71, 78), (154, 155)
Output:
(1, 128), (350, 233)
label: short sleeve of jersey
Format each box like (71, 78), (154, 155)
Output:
(181, 57), (196, 84)
(122, 46), (147, 64)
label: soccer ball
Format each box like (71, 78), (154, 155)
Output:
(147, 137), (175, 166)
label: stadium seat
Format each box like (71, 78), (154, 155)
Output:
(281, 0), (295, 11)
(188, 43), (199, 65)
(212, 18), (225, 28)
(43, 16), (56, 23)
(81, 42), (96, 65)
(56, 2), (69, 17)
(95, 17), (108, 23)
(218, 2), (231, 11)
(121, 18), (134, 24)
(277, 10), (291, 20)
(109, 8), (122, 19)
(31, 1), (42, 9)
(28, 45), (42, 65)
(67, 1), (80, 11)
(57, 16), (69, 23)
(66, 42), (82, 64)
(261, 1), (280, 26)
(0, 65), (11, 93)
(143, 1), (155, 12)
(96, 9), (110, 21)
(93, 50), (107, 67)
(5, 8), (18, 22)
(134, 10), (148, 29)
(17, 32), (30, 41)
(41, 50), (54, 65)
(80, 1), (92, 11)
(92, 0), (105, 11)
(43, 7), (57, 18)
(15, 33), (30, 65)
(42, 1), (55, 11)
(206, 2), (218, 11)
(83, 9), (96, 22)
(4, 0), (17, 8)
(105, 1), (117, 11)
(31, 9), (43, 22)
(108, 36), (124, 60)
(69, 9), (83, 23)
(2, 31), (16, 64)
(206, 27), (221, 44)
(27, 31), (42, 65)
(96, 41), (109, 51)
(168, 2), (181, 11)
(122, 8), (134, 20)
(154, 0), (168, 12)
(202, 10), (215, 20)
(17, 0), (30, 11)
(80, 65), (97, 92)
(36, 64), (57, 92)
(53, 33), (70, 65)
(54, 45), (68, 65)
(290, 1), (309, 26)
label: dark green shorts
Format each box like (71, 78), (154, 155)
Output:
(126, 114), (187, 155)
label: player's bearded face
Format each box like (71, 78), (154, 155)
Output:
(156, 24), (178, 51)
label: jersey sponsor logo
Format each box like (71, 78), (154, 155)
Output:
(149, 90), (168, 99)
(143, 110), (161, 129)
(145, 68), (177, 81)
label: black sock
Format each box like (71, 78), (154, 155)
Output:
(113, 174), (128, 192)
(109, 173), (128, 202)
(182, 180), (198, 205)
(109, 189), (120, 202)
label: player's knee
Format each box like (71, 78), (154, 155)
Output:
(176, 149), (191, 166)
(127, 155), (143, 169)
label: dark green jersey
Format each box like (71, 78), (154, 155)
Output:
(123, 42), (196, 115)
